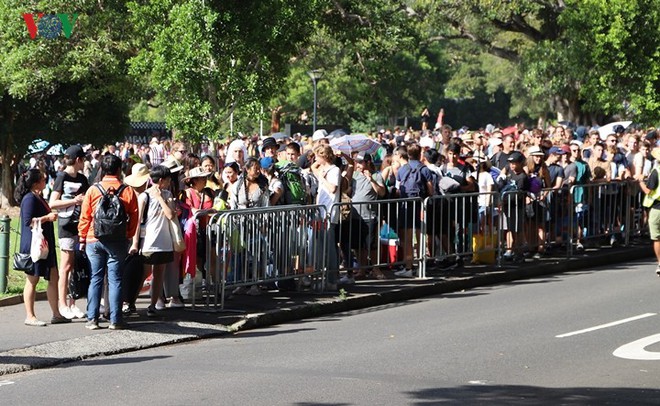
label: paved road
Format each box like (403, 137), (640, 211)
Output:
(2, 259), (660, 405)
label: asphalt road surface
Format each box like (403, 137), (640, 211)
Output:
(2, 259), (660, 405)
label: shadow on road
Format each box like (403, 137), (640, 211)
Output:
(406, 384), (659, 405)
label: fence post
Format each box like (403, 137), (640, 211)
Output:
(0, 215), (10, 293)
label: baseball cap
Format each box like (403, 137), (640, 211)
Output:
(65, 145), (85, 159)
(355, 152), (372, 162)
(507, 151), (525, 163)
(548, 146), (565, 155)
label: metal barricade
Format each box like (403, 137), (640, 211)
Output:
(625, 180), (647, 244)
(539, 187), (573, 259)
(424, 191), (499, 270)
(329, 197), (426, 277)
(210, 205), (327, 310)
(568, 180), (629, 256)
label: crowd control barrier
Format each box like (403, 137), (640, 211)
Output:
(186, 179), (649, 310)
(329, 197), (426, 277)
(199, 205), (328, 310)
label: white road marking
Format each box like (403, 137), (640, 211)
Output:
(613, 333), (660, 360)
(0, 380), (15, 387)
(556, 313), (657, 338)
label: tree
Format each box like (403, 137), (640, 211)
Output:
(0, 1), (134, 207)
(128, 0), (323, 142)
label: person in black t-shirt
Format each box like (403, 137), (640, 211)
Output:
(497, 151), (530, 259)
(49, 145), (90, 320)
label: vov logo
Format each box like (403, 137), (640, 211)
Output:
(23, 13), (79, 39)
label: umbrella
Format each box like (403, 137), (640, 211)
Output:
(330, 134), (381, 155)
(328, 129), (348, 139)
(598, 121), (632, 139)
(27, 139), (50, 155)
(46, 144), (65, 156)
(271, 132), (289, 140)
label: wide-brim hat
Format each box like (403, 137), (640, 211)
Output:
(528, 146), (545, 156)
(184, 166), (212, 180)
(125, 163), (150, 188)
(651, 147), (660, 162)
(162, 157), (183, 173)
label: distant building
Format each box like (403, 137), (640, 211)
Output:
(125, 122), (172, 144)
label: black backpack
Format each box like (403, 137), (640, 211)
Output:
(93, 184), (128, 241)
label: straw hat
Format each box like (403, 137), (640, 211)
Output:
(528, 146), (545, 156)
(184, 166), (212, 180)
(124, 163), (150, 188)
(651, 147), (660, 162)
(162, 157), (183, 173)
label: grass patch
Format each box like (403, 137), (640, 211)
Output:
(0, 217), (53, 299)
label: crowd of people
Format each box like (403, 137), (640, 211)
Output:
(12, 121), (660, 328)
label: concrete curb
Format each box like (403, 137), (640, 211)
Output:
(0, 291), (47, 307)
(0, 322), (232, 376)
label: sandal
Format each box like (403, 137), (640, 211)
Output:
(24, 318), (47, 327)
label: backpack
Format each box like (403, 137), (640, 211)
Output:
(275, 162), (307, 205)
(573, 160), (591, 204)
(400, 163), (428, 198)
(93, 184), (128, 241)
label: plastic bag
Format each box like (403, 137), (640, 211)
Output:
(30, 219), (49, 263)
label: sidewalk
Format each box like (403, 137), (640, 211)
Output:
(0, 241), (654, 376)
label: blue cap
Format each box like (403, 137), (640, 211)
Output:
(260, 157), (274, 170)
(549, 146), (565, 155)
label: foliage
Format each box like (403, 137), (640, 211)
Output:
(128, 0), (322, 141)
(0, 0), (135, 205)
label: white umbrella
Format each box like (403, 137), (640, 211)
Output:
(329, 134), (381, 155)
(598, 121), (632, 139)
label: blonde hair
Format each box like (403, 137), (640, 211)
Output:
(313, 145), (335, 163)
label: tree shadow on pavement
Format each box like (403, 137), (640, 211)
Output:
(73, 355), (171, 367)
(406, 384), (660, 405)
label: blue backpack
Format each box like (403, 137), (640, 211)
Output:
(400, 164), (428, 198)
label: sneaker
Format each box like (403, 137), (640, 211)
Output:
(394, 269), (414, 278)
(247, 285), (262, 296)
(59, 306), (75, 320)
(146, 305), (157, 317)
(576, 242), (584, 252)
(503, 250), (514, 260)
(610, 235), (618, 247)
(51, 316), (72, 324)
(167, 298), (185, 308)
(656, 265), (660, 277)
(339, 275), (356, 285)
(70, 305), (86, 319)
(109, 321), (128, 330)
(155, 298), (166, 311)
(85, 319), (100, 330)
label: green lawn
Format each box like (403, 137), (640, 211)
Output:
(1, 217), (53, 298)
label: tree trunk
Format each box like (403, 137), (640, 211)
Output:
(0, 131), (16, 208)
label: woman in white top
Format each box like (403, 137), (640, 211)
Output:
(311, 145), (341, 289)
(138, 165), (176, 317)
